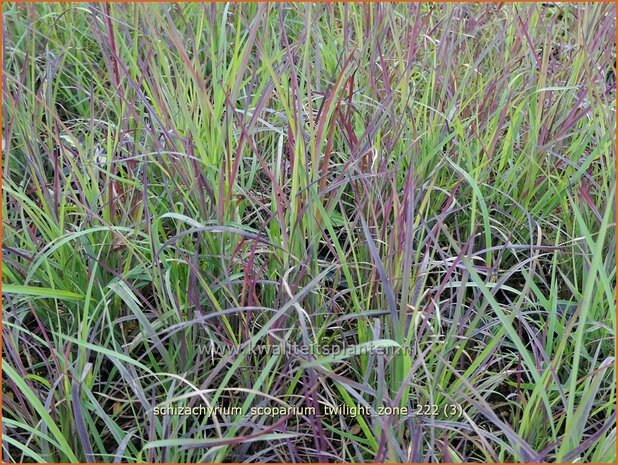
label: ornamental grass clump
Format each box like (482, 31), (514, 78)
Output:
(2, 3), (616, 463)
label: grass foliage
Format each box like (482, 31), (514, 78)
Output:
(2, 2), (616, 462)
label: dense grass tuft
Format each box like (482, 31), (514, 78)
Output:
(2, 3), (616, 463)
